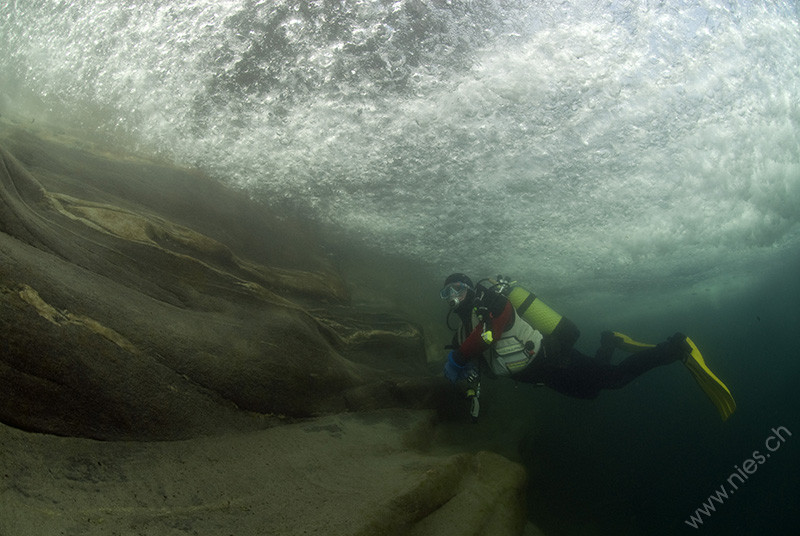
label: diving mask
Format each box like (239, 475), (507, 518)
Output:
(440, 282), (471, 308)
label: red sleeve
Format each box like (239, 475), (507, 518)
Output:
(459, 300), (514, 360)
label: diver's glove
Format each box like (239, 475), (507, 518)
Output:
(444, 350), (475, 383)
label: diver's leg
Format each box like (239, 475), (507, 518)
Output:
(602, 333), (690, 389)
(519, 333), (690, 398)
(518, 349), (610, 399)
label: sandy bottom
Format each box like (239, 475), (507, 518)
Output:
(1, 410), (540, 536)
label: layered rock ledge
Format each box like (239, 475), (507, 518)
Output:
(0, 124), (535, 535)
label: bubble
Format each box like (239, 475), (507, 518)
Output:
(1, 0), (798, 296)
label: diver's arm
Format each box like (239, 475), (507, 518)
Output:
(457, 300), (514, 361)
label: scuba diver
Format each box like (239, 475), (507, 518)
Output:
(440, 273), (736, 421)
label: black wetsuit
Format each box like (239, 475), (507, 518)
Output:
(513, 339), (682, 399)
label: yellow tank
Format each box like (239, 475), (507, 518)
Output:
(488, 278), (580, 355)
(505, 285), (564, 335)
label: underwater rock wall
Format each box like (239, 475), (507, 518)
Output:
(0, 124), (532, 536)
(0, 125), (440, 441)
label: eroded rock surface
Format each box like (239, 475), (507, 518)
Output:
(1, 411), (528, 536)
(0, 124), (532, 536)
(0, 126), (446, 440)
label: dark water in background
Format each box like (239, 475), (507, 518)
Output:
(2, 1), (799, 534)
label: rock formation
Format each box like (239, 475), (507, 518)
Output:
(0, 122), (534, 535)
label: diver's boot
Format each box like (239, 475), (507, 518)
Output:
(594, 330), (618, 363)
(665, 332), (693, 363)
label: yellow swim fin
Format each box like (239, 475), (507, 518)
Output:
(683, 337), (736, 421)
(611, 331), (656, 352)
(611, 332), (736, 421)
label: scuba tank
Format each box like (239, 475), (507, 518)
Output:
(489, 276), (580, 352)
(496, 279), (562, 335)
